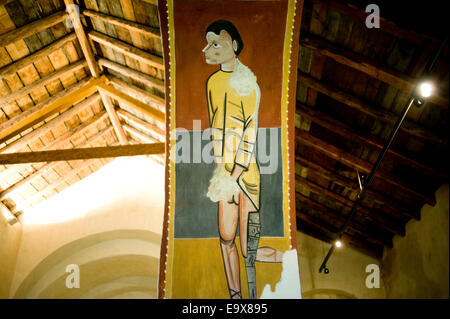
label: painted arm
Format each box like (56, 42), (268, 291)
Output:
(233, 85), (260, 178)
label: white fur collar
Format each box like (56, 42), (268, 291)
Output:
(229, 59), (258, 96)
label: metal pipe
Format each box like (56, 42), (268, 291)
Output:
(318, 34), (448, 274)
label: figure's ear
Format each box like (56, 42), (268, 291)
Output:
(232, 40), (238, 53)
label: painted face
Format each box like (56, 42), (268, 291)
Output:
(203, 30), (236, 65)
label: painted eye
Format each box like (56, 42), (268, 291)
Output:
(212, 43), (221, 48)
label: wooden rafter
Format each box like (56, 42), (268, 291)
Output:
(295, 191), (393, 247)
(305, 0), (436, 46)
(116, 108), (164, 137)
(0, 112), (110, 200)
(298, 71), (448, 149)
(296, 102), (447, 180)
(1, 93), (101, 154)
(0, 143), (165, 165)
(296, 128), (436, 206)
(64, 0), (100, 78)
(0, 32), (77, 79)
(0, 59), (88, 106)
(11, 130), (117, 214)
(100, 58), (165, 92)
(296, 175), (405, 236)
(107, 75), (164, 110)
(63, 0), (128, 146)
(301, 35), (448, 108)
(97, 82), (165, 122)
(99, 90), (128, 145)
(295, 155), (419, 221)
(82, 9), (160, 39)
(0, 10), (68, 47)
(0, 76), (106, 145)
(88, 30), (164, 70)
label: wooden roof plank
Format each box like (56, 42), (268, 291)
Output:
(296, 102), (447, 180)
(299, 71), (448, 149)
(0, 32), (77, 79)
(0, 76), (106, 144)
(83, 9), (160, 39)
(88, 30), (163, 70)
(296, 128), (436, 206)
(301, 34), (448, 108)
(0, 142), (165, 165)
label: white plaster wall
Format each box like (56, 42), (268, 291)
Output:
(297, 231), (386, 299)
(0, 210), (22, 298)
(381, 184), (449, 298)
(9, 156), (165, 298)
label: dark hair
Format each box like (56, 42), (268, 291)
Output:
(205, 20), (243, 56)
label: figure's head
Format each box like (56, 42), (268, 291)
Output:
(203, 20), (243, 65)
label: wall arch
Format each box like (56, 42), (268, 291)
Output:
(13, 229), (161, 299)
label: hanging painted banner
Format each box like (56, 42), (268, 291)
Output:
(158, 0), (303, 299)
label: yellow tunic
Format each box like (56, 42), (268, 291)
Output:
(206, 69), (261, 210)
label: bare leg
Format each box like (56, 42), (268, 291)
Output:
(218, 199), (241, 299)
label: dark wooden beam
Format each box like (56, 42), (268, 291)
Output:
(295, 175), (405, 236)
(83, 9), (160, 39)
(0, 59), (88, 106)
(298, 71), (448, 149)
(0, 116), (111, 200)
(300, 34), (448, 108)
(88, 30), (163, 70)
(305, 0), (436, 46)
(295, 154), (420, 221)
(0, 143), (165, 164)
(0, 11), (68, 47)
(0, 76), (106, 145)
(295, 190), (393, 247)
(296, 210), (383, 259)
(296, 102), (447, 180)
(296, 128), (436, 206)
(0, 32), (77, 79)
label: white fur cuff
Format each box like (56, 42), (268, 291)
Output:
(206, 167), (240, 202)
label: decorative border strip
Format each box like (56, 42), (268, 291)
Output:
(158, 0), (304, 298)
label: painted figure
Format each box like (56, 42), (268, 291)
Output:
(203, 20), (283, 299)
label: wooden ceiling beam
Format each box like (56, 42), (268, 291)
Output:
(1, 93), (101, 154)
(301, 35), (448, 108)
(0, 59), (88, 106)
(116, 108), (164, 138)
(88, 30), (163, 70)
(298, 71), (448, 149)
(99, 90), (128, 145)
(296, 102), (447, 180)
(123, 124), (159, 143)
(296, 190), (393, 247)
(295, 155), (419, 221)
(305, 0), (435, 46)
(82, 9), (160, 39)
(295, 175), (405, 237)
(0, 76), (106, 145)
(296, 128), (436, 206)
(64, 0), (128, 146)
(0, 112), (110, 200)
(64, 0), (101, 78)
(99, 58), (165, 92)
(0, 32), (77, 79)
(107, 76), (164, 112)
(97, 82), (165, 122)
(0, 143), (165, 165)
(0, 10), (68, 47)
(296, 210), (383, 259)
